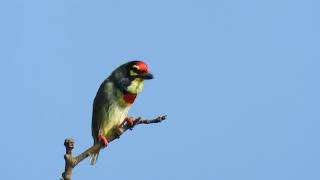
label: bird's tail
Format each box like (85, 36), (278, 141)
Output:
(90, 150), (100, 165)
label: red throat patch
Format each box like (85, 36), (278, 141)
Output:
(123, 93), (137, 104)
(135, 61), (149, 72)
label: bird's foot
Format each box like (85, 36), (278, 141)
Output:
(125, 117), (135, 126)
(98, 133), (108, 146)
(120, 117), (136, 128)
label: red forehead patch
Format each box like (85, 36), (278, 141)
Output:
(135, 61), (149, 72)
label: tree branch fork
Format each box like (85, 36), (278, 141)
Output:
(61, 115), (167, 180)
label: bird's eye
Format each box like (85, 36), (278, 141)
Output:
(131, 66), (140, 73)
(132, 66), (139, 71)
(133, 68), (139, 73)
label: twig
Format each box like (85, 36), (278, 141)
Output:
(61, 115), (167, 180)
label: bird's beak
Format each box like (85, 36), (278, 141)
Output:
(139, 72), (154, 80)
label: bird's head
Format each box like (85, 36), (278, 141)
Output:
(126, 61), (153, 80)
(112, 61), (153, 94)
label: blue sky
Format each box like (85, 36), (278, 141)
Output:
(0, 0), (319, 179)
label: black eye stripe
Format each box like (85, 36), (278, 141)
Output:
(132, 68), (140, 73)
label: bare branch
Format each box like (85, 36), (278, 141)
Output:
(61, 115), (167, 180)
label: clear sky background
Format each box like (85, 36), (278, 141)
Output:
(0, 0), (319, 179)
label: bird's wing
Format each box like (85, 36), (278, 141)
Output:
(91, 79), (112, 144)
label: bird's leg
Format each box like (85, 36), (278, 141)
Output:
(98, 133), (108, 146)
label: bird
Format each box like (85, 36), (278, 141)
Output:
(90, 61), (153, 165)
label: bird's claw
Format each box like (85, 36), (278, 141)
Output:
(98, 133), (108, 147)
(125, 117), (135, 127)
(120, 117), (137, 129)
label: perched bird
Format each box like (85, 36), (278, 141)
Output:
(90, 61), (153, 165)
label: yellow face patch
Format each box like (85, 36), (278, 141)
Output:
(127, 78), (144, 94)
(130, 70), (138, 76)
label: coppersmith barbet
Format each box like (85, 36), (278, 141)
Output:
(90, 61), (153, 165)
